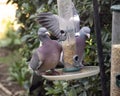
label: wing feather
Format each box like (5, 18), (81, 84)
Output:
(37, 12), (61, 38)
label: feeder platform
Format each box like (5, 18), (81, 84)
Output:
(42, 66), (100, 81)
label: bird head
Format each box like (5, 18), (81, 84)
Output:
(80, 27), (91, 38)
(37, 27), (50, 40)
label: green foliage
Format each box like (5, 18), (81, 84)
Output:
(45, 81), (69, 96)
(0, 33), (21, 49)
(44, 76), (101, 96)
(9, 58), (30, 89)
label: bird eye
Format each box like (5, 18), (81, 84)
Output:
(60, 30), (67, 36)
(73, 55), (79, 61)
(60, 30), (65, 34)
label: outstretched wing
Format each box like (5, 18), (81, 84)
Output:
(36, 3), (80, 39)
(37, 12), (61, 39)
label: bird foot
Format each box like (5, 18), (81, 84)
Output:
(73, 63), (84, 68)
(45, 70), (60, 75)
(79, 64), (84, 68)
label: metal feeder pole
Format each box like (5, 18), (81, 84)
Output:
(93, 0), (108, 96)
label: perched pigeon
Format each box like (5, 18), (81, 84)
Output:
(73, 27), (90, 67)
(29, 27), (63, 75)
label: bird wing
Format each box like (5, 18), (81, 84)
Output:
(37, 12), (61, 38)
(29, 50), (42, 70)
(36, 2), (80, 37)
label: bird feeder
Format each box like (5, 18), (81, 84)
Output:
(57, 0), (76, 65)
(111, 5), (120, 96)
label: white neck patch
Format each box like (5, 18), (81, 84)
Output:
(75, 32), (80, 36)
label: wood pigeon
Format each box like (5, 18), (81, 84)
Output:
(29, 27), (63, 75)
(73, 26), (90, 67)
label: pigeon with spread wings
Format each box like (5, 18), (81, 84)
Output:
(36, 3), (80, 41)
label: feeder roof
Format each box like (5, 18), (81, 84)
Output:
(111, 5), (120, 12)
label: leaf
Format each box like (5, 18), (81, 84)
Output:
(88, 17), (93, 27)
(29, 14), (37, 19)
(48, 0), (53, 5)
(0, 38), (12, 47)
(21, 35), (32, 42)
(79, 91), (87, 96)
(68, 87), (77, 96)
(14, 39), (21, 45)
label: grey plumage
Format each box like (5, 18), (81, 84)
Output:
(73, 27), (90, 67)
(29, 27), (63, 75)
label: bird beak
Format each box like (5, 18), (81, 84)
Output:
(86, 34), (90, 38)
(45, 32), (51, 36)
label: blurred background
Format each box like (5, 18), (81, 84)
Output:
(0, 0), (26, 95)
(0, 0), (16, 39)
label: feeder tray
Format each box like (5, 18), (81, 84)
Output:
(42, 66), (100, 81)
